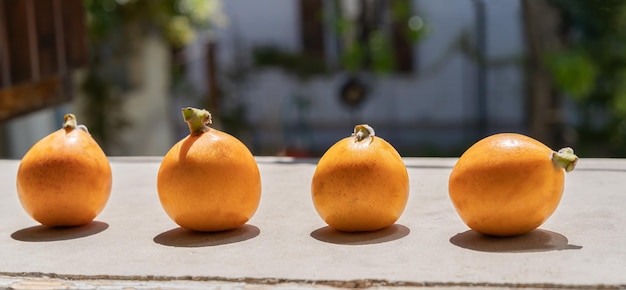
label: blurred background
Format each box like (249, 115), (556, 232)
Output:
(0, 0), (624, 158)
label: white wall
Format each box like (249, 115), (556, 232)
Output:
(216, 0), (300, 68)
(4, 107), (68, 159)
(210, 0), (526, 155)
(1, 0), (526, 157)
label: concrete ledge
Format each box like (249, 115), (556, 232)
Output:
(1, 157), (625, 288)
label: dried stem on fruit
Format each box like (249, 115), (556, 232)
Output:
(353, 124), (375, 144)
(552, 147), (578, 173)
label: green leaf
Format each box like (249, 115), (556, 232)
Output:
(545, 51), (598, 101)
(612, 71), (626, 117)
(341, 44), (365, 72)
(369, 30), (394, 74)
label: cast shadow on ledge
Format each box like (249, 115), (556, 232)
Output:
(153, 224), (260, 248)
(449, 229), (583, 253)
(11, 221), (109, 242)
(310, 224), (410, 245)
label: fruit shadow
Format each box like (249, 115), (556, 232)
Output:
(310, 224), (410, 245)
(153, 224), (260, 248)
(449, 229), (583, 253)
(11, 221), (109, 242)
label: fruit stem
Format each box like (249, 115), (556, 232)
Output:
(182, 107), (212, 136)
(63, 114), (77, 130)
(63, 114), (89, 133)
(552, 147), (578, 173)
(353, 124), (375, 143)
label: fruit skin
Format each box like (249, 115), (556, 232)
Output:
(157, 108), (261, 232)
(311, 125), (409, 232)
(16, 114), (112, 227)
(448, 133), (577, 237)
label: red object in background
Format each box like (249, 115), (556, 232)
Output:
(278, 147), (316, 158)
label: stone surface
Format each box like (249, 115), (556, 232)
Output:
(0, 157), (624, 288)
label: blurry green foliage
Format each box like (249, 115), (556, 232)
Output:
(545, 50), (597, 101)
(251, 1), (428, 77)
(547, 0), (626, 156)
(335, 0), (428, 75)
(252, 46), (328, 80)
(82, 0), (223, 151)
(86, 0), (220, 48)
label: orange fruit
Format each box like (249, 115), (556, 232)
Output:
(157, 107), (261, 232)
(311, 124), (409, 232)
(16, 114), (112, 226)
(448, 133), (578, 237)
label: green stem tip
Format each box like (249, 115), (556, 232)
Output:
(182, 107), (212, 136)
(352, 124), (375, 143)
(552, 147), (578, 173)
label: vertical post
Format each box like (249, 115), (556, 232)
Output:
(473, 0), (488, 138)
(25, 0), (40, 81)
(63, 0), (88, 69)
(299, 0), (325, 58)
(53, 0), (67, 75)
(522, 0), (563, 147)
(390, 0), (414, 73)
(0, 1), (7, 157)
(0, 0), (10, 87)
